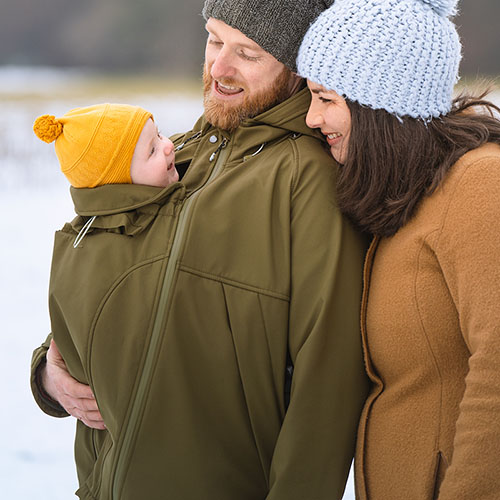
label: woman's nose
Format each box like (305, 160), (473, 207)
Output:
(306, 102), (323, 130)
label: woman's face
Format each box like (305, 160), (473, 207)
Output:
(306, 80), (351, 164)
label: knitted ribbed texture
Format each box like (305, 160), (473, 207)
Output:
(297, 0), (462, 118)
(33, 104), (152, 188)
(202, 0), (334, 72)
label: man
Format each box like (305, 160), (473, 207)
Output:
(31, 1), (368, 498)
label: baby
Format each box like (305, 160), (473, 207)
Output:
(33, 103), (178, 189)
(30, 104), (185, 488)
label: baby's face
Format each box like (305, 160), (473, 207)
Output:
(130, 118), (178, 187)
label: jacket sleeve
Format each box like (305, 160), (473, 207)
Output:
(267, 143), (369, 499)
(436, 155), (500, 500)
(30, 332), (69, 417)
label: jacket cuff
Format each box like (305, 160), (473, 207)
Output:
(30, 351), (69, 418)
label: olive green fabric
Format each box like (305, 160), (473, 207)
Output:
(31, 87), (368, 500)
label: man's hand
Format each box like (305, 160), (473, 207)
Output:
(42, 339), (105, 430)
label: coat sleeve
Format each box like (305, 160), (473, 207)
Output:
(30, 332), (69, 417)
(436, 155), (500, 500)
(267, 142), (369, 499)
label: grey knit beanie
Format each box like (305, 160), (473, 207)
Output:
(202, 0), (335, 72)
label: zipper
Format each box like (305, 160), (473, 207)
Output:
(111, 136), (229, 499)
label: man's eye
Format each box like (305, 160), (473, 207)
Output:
(319, 97), (331, 103)
(209, 39), (222, 46)
(240, 52), (259, 62)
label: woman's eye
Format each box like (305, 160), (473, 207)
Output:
(319, 97), (331, 103)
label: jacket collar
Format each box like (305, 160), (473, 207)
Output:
(70, 182), (186, 216)
(194, 86), (324, 157)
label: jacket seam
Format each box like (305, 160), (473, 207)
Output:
(356, 235), (381, 500)
(179, 264), (289, 301)
(220, 282), (269, 483)
(89, 254), (170, 498)
(86, 255), (167, 386)
(288, 138), (300, 195)
(414, 229), (445, 453)
(432, 156), (497, 323)
(434, 155), (498, 250)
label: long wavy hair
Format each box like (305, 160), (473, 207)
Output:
(338, 89), (500, 237)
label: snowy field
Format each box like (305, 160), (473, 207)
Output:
(0, 66), (360, 499)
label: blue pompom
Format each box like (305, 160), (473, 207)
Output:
(419, 0), (459, 17)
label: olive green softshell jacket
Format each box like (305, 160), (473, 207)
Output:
(31, 88), (368, 500)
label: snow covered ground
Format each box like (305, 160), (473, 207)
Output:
(0, 66), (360, 499)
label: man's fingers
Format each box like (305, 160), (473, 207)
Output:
(63, 377), (95, 401)
(72, 409), (105, 424)
(44, 339), (105, 429)
(64, 402), (105, 429)
(61, 395), (100, 413)
(59, 391), (103, 417)
(79, 417), (106, 430)
(74, 410), (106, 430)
(47, 339), (66, 367)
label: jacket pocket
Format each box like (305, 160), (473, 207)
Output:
(221, 283), (288, 480)
(432, 451), (449, 500)
(74, 426), (113, 499)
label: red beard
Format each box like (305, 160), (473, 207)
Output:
(202, 63), (293, 131)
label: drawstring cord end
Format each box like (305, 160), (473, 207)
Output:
(73, 215), (97, 248)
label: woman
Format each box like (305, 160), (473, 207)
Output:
(297, 0), (500, 499)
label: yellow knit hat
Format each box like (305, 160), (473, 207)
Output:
(33, 103), (152, 188)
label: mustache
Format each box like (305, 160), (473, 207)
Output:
(215, 78), (244, 89)
(203, 64), (245, 91)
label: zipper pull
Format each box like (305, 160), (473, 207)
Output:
(209, 138), (228, 162)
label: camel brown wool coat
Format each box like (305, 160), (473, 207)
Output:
(31, 88), (368, 500)
(355, 143), (500, 500)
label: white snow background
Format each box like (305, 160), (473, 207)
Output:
(4, 66), (497, 499)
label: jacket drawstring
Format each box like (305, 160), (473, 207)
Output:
(243, 143), (266, 162)
(175, 131), (202, 152)
(73, 215), (96, 248)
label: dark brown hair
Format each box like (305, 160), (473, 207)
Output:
(338, 89), (500, 237)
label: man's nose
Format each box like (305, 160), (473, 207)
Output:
(210, 49), (237, 80)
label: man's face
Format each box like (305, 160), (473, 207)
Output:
(203, 18), (296, 131)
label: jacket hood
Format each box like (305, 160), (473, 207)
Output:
(244, 86), (321, 138)
(70, 182), (186, 216)
(196, 86), (324, 158)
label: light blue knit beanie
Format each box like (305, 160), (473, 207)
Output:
(297, 0), (462, 119)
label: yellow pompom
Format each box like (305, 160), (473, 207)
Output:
(33, 114), (63, 143)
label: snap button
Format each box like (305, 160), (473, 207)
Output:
(209, 135), (218, 143)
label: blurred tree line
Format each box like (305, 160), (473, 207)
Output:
(1, 0), (498, 78)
